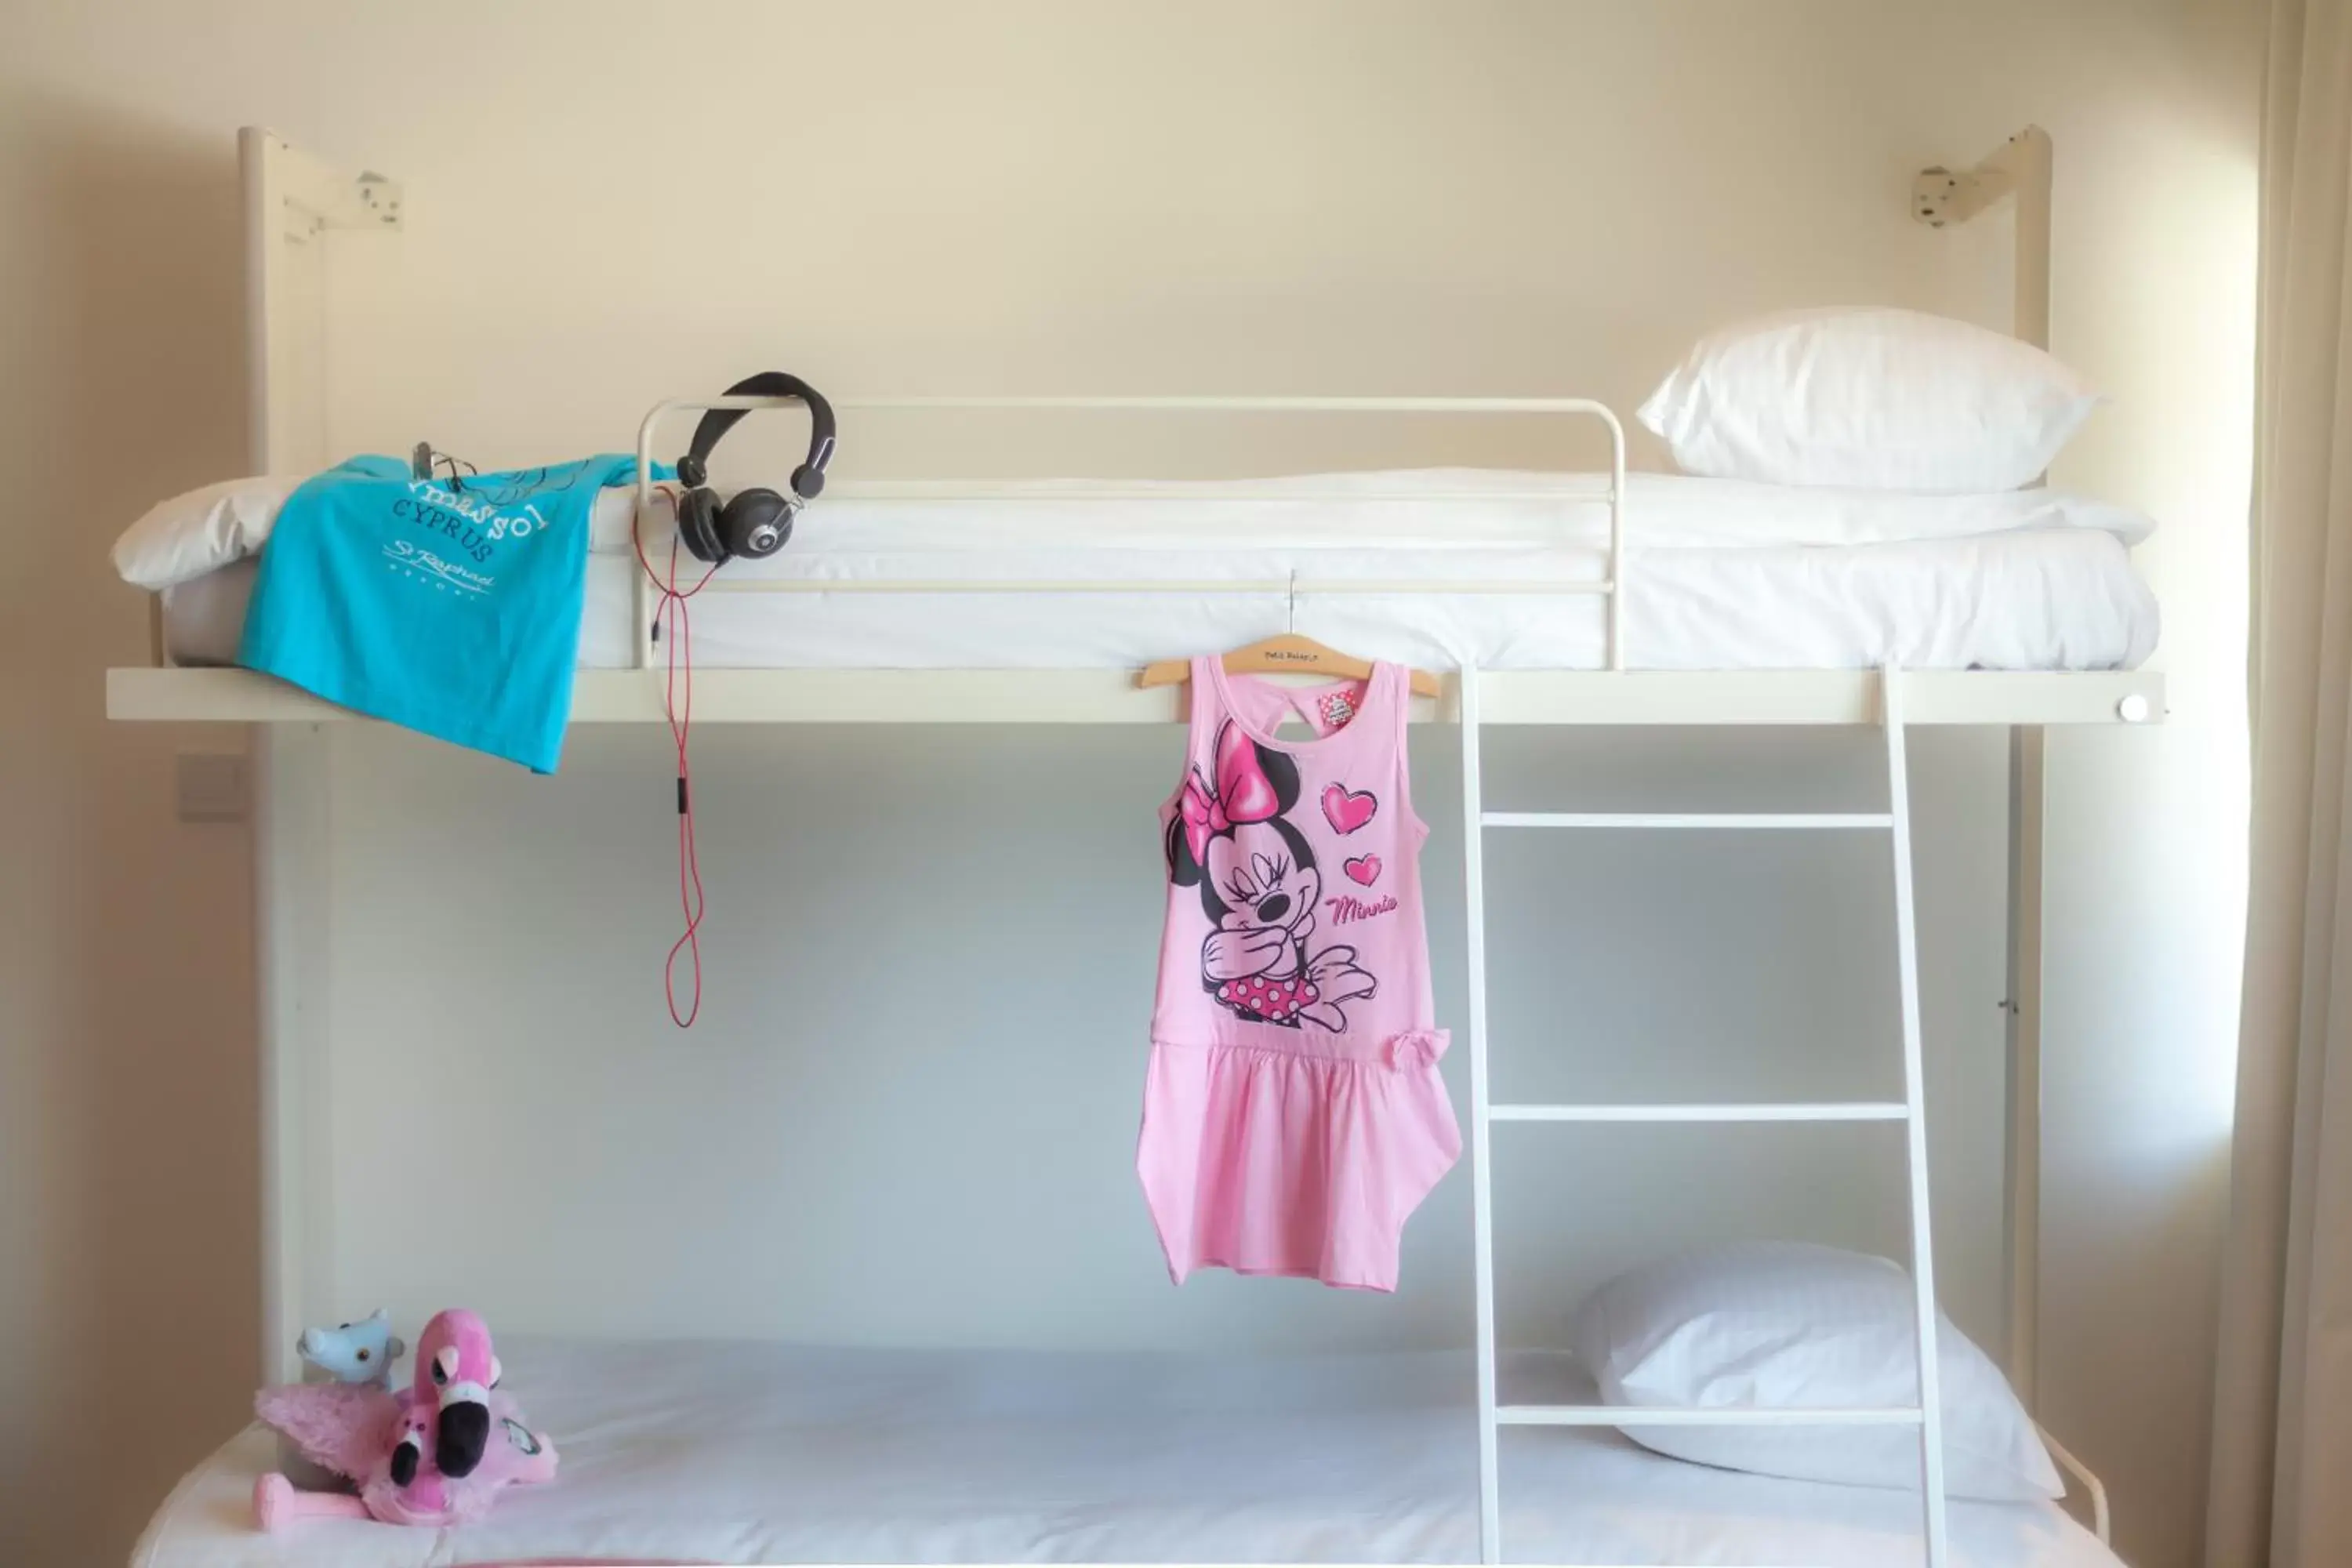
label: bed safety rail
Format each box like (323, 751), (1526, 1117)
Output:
(631, 394), (1632, 668)
(2039, 1422), (2114, 1544)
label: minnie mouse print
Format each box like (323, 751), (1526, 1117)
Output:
(1166, 720), (1377, 1030)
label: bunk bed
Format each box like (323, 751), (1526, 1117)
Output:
(113, 128), (2143, 1566)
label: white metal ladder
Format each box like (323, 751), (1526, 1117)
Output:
(1457, 662), (1950, 1567)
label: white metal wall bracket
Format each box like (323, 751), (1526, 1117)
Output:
(243, 127), (402, 481)
(1913, 125), (2053, 351)
(355, 172), (404, 228)
(1913, 125), (2049, 227)
(249, 128), (405, 236)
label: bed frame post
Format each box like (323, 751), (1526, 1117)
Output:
(243, 125), (393, 1377)
(253, 726), (334, 1382)
(2005, 725), (2046, 1409)
(1914, 125), (2053, 350)
(2011, 131), (2052, 351)
(242, 123), (291, 1382)
(1915, 125), (2055, 1410)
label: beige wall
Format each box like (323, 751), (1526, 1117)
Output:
(0, 4), (2256, 1566)
(0, 77), (263, 1565)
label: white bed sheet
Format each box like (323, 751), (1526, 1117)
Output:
(162, 526), (2158, 675)
(133, 1341), (2118, 1567)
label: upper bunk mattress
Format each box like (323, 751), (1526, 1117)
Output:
(151, 469), (2160, 672)
(134, 1341), (2118, 1567)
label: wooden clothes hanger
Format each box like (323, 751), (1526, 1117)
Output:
(1137, 633), (1443, 698)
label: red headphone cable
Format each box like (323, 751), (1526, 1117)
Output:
(634, 486), (720, 1029)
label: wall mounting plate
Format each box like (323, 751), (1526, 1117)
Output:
(1911, 126), (2051, 229)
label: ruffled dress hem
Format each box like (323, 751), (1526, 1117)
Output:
(1136, 1031), (1461, 1294)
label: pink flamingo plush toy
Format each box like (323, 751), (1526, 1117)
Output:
(252, 1308), (557, 1530)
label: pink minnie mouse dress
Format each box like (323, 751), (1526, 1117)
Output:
(1140, 656), (1461, 1291)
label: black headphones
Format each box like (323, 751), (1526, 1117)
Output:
(673, 372), (837, 564)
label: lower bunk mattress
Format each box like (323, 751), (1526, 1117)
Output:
(134, 1341), (2119, 1567)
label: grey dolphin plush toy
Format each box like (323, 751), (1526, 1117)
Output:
(276, 1309), (405, 1492)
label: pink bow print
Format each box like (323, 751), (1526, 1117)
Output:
(1179, 720), (1281, 863)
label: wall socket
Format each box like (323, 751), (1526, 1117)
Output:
(175, 751), (250, 823)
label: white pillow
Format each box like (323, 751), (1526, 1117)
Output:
(113, 474), (649, 590)
(1638, 307), (2101, 493)
(1571, 1241), (2063, 1501)
(112, 475), (310, 590)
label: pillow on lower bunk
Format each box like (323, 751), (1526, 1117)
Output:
(1570, 1240), (2063, 1502)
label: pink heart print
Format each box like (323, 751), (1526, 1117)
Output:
(1322, 784), (1377, 836)
(1344, 854), (1382, 887)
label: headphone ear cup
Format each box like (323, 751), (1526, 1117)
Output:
(720, 488), (794, 560)
(677, 488), (728, 564)
(789, 463), (826, 502)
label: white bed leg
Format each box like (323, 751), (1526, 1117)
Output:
(2005, 724), (2045, 1411)
(255, 722), (333, 1381)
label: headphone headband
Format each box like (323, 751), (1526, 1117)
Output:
(677, 372), (837, 499)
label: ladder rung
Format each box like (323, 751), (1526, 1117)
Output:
(1483, 811), (1893, 829)
(1488, 1102), (1911, 1123)
(1497, 1404), (1926, 1428)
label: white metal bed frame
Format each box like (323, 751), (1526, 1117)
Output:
(107, 125), (2127, 1564)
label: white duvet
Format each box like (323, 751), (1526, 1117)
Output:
(133, 1341), (2117, 1567)
(114, 467), (2157, 590)
(136, 468), (2158, 674)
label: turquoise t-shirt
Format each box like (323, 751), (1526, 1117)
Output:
(238, 454), (652, 772)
